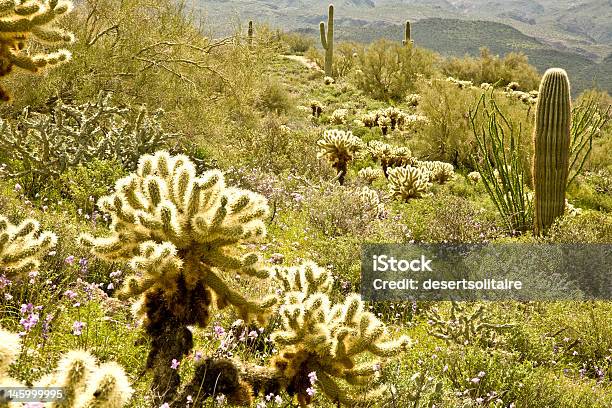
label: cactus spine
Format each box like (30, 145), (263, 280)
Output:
(402, 20), (412, 46)
(532, 68), (571, 235)
(319, 4), (334, 77)
(248, 20), (253, 46)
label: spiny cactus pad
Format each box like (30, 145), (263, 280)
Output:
(0, 0), (74, 101)
(0, 215), (57, 279)
(270, 263), (411, 406)
(388, 166), (432, 201)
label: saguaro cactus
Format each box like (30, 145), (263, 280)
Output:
(248, 20), (253, 46)
(532, 68), (571, 235)
(0, 0), (74, 101)
(320, 4), (334, 77)
(402, 20), (412, 46)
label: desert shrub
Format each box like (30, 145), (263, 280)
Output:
(546, 211), (612, 243)
(397, 193), (502, 243)
(59, 159), (127, 212)
(441, 47), (540, 91)
(352, 40), (438, 101)
(256, 79), (294, 114)
(567, 170), (612, 211)
(279, 31), (315, 54)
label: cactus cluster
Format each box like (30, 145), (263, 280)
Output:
(467, 171), (482, 184)
(0, 93), (176, 190)
(388, 166), (432, 202)
(426, 302), (514, 347)
(446, 76), (474, 89)
(80, 151), (275, 400)
(359, 107), (426, 135)
(317, 129), (363, 185)
(0, 0), (74, 101)
(319, 4), (334, 78)
(330, 108), (348, 125)
(310, 100), (323, 117)
(269, 262), (411, 406)
(416, 160), (455, 184)
(367, 141), (415, 178)
(0, 215), (56, 279)
(532, 68), (572, 235)
(0, 327), (133, 407)
(357, 166), (382, 185)
(406, 93), (421, 107)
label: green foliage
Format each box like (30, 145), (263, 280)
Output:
(279, 31), (315, 54)
(256, 79), (294, 114)
(442, 47), (540, 91)
(0, 0), (74, 101)
(533, 68), (572, 235)
(59, 159), (127, 212)
(352, 40), (438, 101)
(0, 93), (176, 196)
(470, 92), (533, 234)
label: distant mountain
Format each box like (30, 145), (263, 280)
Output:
(195, 0), (612, 94)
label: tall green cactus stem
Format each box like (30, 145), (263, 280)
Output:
(319, 4), (334, 77)
(0, 215), (57, 279)
(533, 68), (571, 235)
(402, 20), (412, 46)
(0, 0), (74, 101)
(247, 20), (253, 46)
(80, 151), (275, 403)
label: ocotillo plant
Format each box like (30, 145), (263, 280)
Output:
(0, 0), (74, 101)
(532, 68), (571, 235)
(80, 151), (276, 402)
(402, 20), (413, 46)
(0, 215), (57, 280)
(316, 129), (363, 185)
(319, 4), (334, 77)
(248, 20), (254, 46)
(0, 327), (133, 408)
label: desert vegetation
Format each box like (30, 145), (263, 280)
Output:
(0, 1), (611, 407)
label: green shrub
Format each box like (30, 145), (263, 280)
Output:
(59, 159), (127, 212)
(441, 47), (541, 91)
(352, 40), (438, 101)
(256, 79), (294, 114)
(280, 31), (315, 54)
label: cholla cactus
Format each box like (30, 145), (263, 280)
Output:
(417, 161), (455, 184)
(446, 77), (473, 89)
(360, 112), (378, 128)
(0, 0), (74, 101)
(406, 93), (420, 107)
(388, 166), (431, 202)
(317, 129), (363, 185)
(0, 327), (133, 408)
(377, 115), (391, 135)
(0, 215), (57, 279)
(506, 82), (520, 91)
(480, 83), (493, 91)
(382, 107), (402, 130)
(310, 100), (323, 117)
(79, 151), (275, 401)
(323, 76), (335, 85)
(426, 302), (514, 347)
(269, 263), (411, 406)
(358, 186), (384, 217)
(357, 166), (381, 185)
(0, 93), (176, 191)
(368, 141), (415, 178)
(467, 171), (482, 184)
(330, 108), (348, 125)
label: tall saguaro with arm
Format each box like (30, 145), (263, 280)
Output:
(320, 4), (334, 77)
(533, 68), (572, 235)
